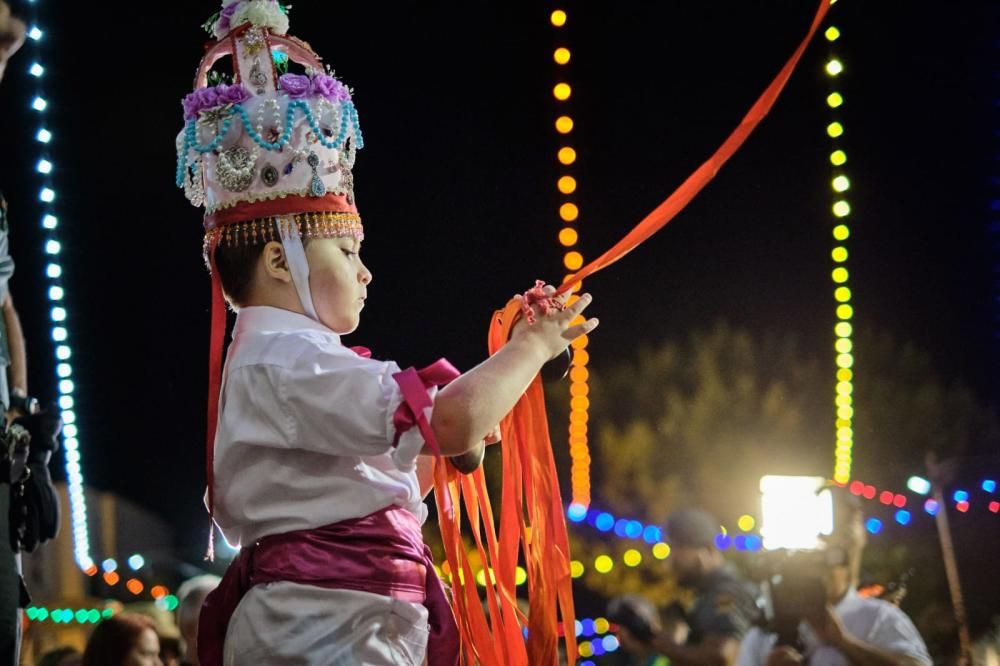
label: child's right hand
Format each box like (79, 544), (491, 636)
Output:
(511, 286), (598, 361)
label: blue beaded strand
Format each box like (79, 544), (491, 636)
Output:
(175, 99), (364, 189)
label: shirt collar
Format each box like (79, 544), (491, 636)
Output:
(233, 306), (342, 344)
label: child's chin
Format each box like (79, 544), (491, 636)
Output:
(325, 316), (359, 335)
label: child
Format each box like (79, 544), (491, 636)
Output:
(175, 2), (597, 664)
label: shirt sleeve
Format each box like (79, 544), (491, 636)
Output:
(865, 604), (932, 666)
(279, 345), (432, 471)
(736, 628), (775, 666)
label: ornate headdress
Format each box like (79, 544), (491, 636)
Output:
(175, 0), (366, 555)
(175, 0), (365, 254)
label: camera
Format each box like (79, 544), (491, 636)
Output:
(751, 547), (848, 647)
(0, 406), (62, 553)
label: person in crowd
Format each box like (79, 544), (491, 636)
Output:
(83, 613), (164, 666)
(737, 493), (931, 666)
(650, 508), (760, 665)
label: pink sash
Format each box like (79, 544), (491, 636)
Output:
(198, 506), (460, 666)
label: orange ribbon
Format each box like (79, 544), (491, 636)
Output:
(429, 1), (832, 663)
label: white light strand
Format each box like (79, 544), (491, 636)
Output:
(24, 2), (94, 573)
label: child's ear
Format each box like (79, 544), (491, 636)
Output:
(261, 241), (292, 283)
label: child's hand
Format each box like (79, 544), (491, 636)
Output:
(511, 285), (598, 361)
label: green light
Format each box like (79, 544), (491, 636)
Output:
(76, 609), (88, 624)
(832, 246), (848, 262)
(833, 224), (850, 241)
(825, 26), (841, 41)
(26, 608), (38, 621)
(164, 595), (179, 612)
(102, 608), (114, 618)
(827, 122), (844, 138)
(36, 608), (49, 622)
(830, 150), (847, 166)
(88, 609), (101, 624)
(835, 322), (853, 337)
(832, 267), (849, 283)
(834, 286), (851, 303)
(827, 92), (844, 108)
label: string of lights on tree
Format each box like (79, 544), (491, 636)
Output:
(549, 7), (593, 511)
(22, 0), (95, 573)
(823, 16), (857, 487)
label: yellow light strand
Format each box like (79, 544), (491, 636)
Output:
(825, 21), (855, 485)
(550, 7), (590, 509)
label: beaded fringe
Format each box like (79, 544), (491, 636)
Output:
(203, 211), (363, 257)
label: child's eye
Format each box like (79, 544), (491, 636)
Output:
(342, 249), (357, 257)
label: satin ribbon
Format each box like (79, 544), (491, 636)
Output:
(557, 0), (830, 295)
(197, 506), (460, 666)
(392, 360), (461, 455)
(277, 216), (319, 321)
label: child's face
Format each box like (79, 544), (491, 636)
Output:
(305, 236), (371, 334)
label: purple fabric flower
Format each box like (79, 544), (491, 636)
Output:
(311, 74), (350, 102)
(216, 83), (251, 106)
(215, 2), (240, 38)
(182, 84), (249, 120)
(279, 73), (312, 98)
(183, 87), (220, 120)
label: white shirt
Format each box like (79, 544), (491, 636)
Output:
(737, 589), (931, 666)
(212, 306), (435, 547)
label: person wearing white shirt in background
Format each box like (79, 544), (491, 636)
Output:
(737, 492), (931, 666)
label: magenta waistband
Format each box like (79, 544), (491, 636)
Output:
(198, 506), (459, 666)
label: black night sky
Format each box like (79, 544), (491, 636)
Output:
(0, 0), (996, 575)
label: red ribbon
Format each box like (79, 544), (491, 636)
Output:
(557, 0), (831, 295)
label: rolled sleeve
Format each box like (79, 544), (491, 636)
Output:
(282, 347), (434, 470)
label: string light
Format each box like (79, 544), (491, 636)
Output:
(26, 606), (113, 625)
(23, 0), (94, 573)
(548, 6), (592, 511)
(824, 18), (856, 486)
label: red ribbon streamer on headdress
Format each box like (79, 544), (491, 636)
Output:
(205, 246), (226, 559)
(557, 0), (831, 295)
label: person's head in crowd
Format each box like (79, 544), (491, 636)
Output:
(607, 594), (663, 656)
(820, 487), (867, 603)
(665, 507), (724, 588)
(83, 613), (163, 666)
(0, 0), (26, 82)
(176, 574), (220, 664)
(37, 646), (83, 666)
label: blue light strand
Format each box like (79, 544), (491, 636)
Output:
(566, 505), (763, 552)
(24, 0), (94, 572)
